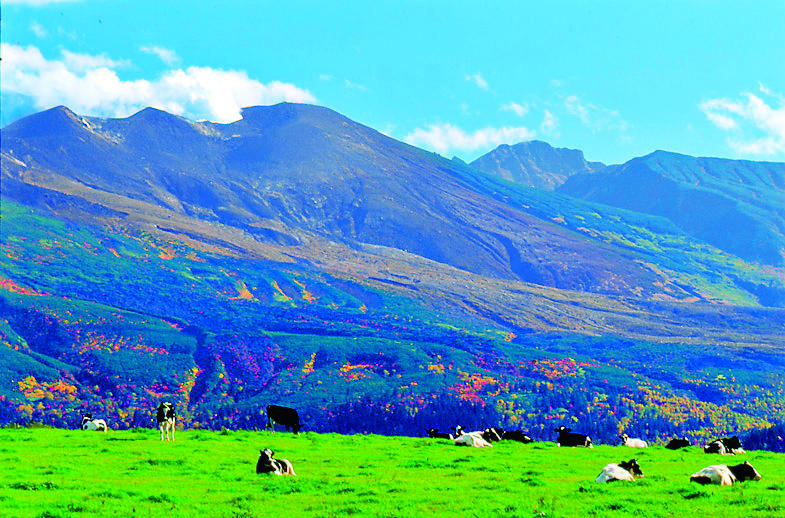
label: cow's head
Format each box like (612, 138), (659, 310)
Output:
(724, 436), (742, 449)
(619, 459), (644, 477)
(620, 434), (629, 442)
(554, 426), (571, 433)
(81, 414), (92, 423)
(730, 461), (761, 482)
(454, 425), (464, 436)
(259, 448), (274, 463)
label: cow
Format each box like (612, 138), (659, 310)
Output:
(665, 437), (691, 450)
(256, 448), (297, 476)
(266, 405), (303, 434)
(453, 425), (500, 444)
(712, 436), (745, 454)
(501, 430), (534, 443)
(555, 425), (593, 448)
(80, 414), (108, 433)
(156, 402), (176, 441)
(690, 461), (761, 486)
(704, 436), (744, 455)
(620, 434), (647, 448)
(426, 428), (453, 440)
(454, 434), (493, 448)
(595, 459), (644, 483)
(482, 428), (503, 442)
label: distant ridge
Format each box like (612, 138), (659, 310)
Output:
(470, 140), (605, 190)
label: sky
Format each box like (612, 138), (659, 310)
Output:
(2, 0), (784, 165)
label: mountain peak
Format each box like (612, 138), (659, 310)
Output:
(470, 140), (605, 190)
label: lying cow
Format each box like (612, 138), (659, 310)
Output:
(81, 414), (108, 433)
(501, 430), (534, 443)
(595, 459), (644, 483)
(266, 404), (303, 434)
(620, 434), (647, 448)
(256, 448), (297, 476)
(555, 425), (593, 448)
(426, 428), (453, 440)
(454, 425), (500, 444)
(156, 402), (176, 441)
(482, 428), (503, 442)
(705, 436), (745, 455)
(454, 434), (492, 448)
(690, 461), (761, 486)
(665, 437), (691, 450)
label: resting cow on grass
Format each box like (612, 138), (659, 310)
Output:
(256, 448), (297, 476)
(704, 436), (745, 455)
(501, 430), (534, 443)
(454, 433), (493, 448)
(266, 405), (303, 434)
(620, 434), (647, 448)
(555, 426), (593, 448)
(426, 428), (453, 440)
(665, 437), (690, 450)
(690, 461), (761, 486)
(595, 459), (644, 483)
(81, 414), (108, 433)
(156, 402), (176, 441)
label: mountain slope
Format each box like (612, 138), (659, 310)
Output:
(470, 140), (604, 190)
(559, 151), (785, 268)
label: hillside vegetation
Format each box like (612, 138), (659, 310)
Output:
(0, 428), (783, 518)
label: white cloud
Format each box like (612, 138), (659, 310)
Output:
(344, 79), (366, 91)
(500, 102), (529, 117)
(140, 45), (180, 66)
(404, 123), (535, 154)
(465, 72), (488, 90)
(319, 74), (333, 81)
(5, 0), (78, 5)
(700, 85), (785, 155)
(0, 43), (316, 123)
(30, 21), (47, 38)
(564, 95), (628, 132)
(540, 109), (559, 136)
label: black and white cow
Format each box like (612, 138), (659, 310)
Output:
(256, 448), (297, 476)
(156, 402), (176, 441)
(690, 461), (761, 486)
(501, 430), (534, 443)
(266, 405), (303, 434)
(81, 414), (108, 433)
(704, 436), (744, 455)
(620, 434), (647, 448)
(482, 428), (503, 443)
(426, 428), (453, 440)
(595, 459), (644, 483)
(555, 425), (593, 448)
(665, 437), (691, 450)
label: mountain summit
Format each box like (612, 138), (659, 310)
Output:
(470, 140), (605, 190)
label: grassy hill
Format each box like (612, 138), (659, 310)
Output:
(1, 427), (783, 518)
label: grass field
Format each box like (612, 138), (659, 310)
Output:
(0, 427), (783, 518)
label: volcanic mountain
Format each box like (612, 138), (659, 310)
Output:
(470, 140), (605, 190)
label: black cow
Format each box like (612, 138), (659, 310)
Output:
(705, 436), (744, 455)
(426, 428), (453, 440)
(501, 430), (534, 443)
(266, 405), (303, 434)
(555, 425), (593, 448)
(665, 437), (690, 450)
(256, 448), (296, 476)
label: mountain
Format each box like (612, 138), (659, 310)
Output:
(470, 140), (605, 190)
(2, 104), (785, 442)
(559, 151), (785, 270)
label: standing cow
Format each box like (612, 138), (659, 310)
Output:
(266, 405), (303, 434)
(156, 402), (176, 441)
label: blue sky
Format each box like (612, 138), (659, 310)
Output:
(2, 0), (784, 164)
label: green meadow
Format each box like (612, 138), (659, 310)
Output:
(0, 428), (783, 518)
